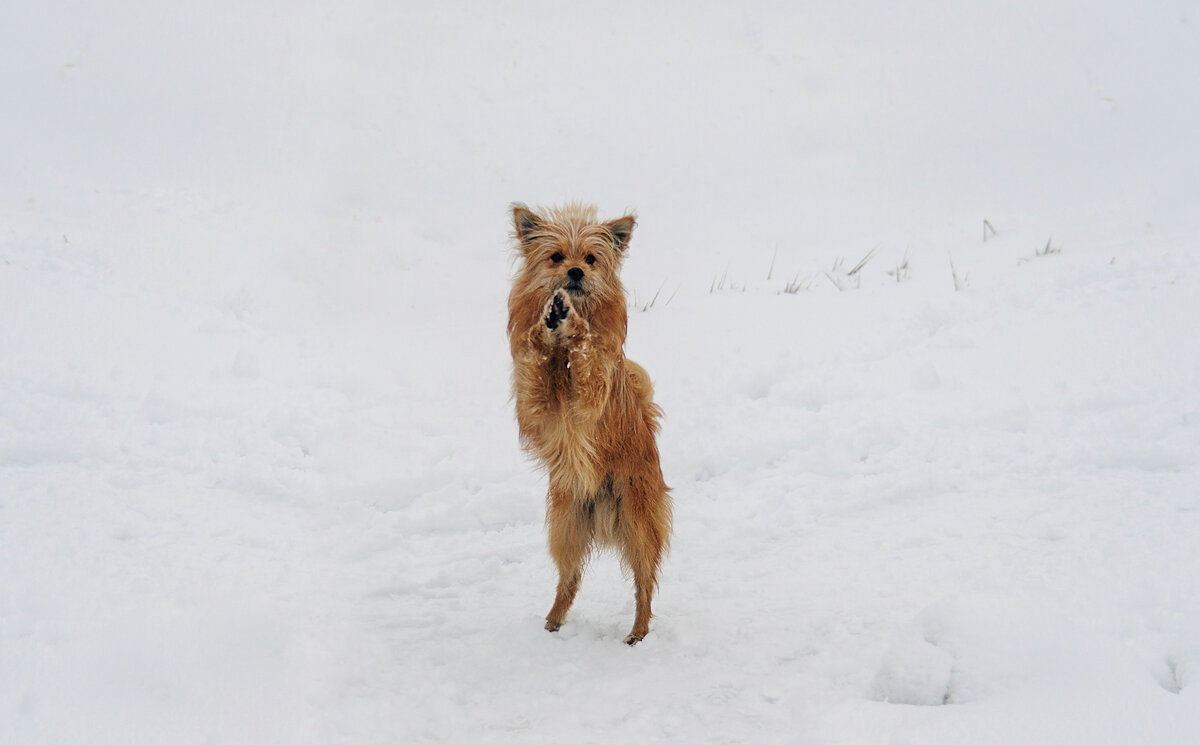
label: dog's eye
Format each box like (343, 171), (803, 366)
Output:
(585, 254), (596, 265)
(550, 252), (564, 264)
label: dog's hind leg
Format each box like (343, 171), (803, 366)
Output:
(544, 497), (592, 632)
(616, 468), (671, 645)
(545, 566), (582, 632)
(622, 547), (660, 645)
(620, 493), (669, 645)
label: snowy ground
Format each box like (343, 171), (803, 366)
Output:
(3, 2), (1199, 743)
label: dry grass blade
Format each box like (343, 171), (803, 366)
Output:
(825, 271), (849, 292)
(950, 256), (968, 291)
(847, 247), (878, 277)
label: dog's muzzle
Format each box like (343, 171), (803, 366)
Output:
(565, 267), (585, 294)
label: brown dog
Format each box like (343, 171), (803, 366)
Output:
(507, 202), (672, 645)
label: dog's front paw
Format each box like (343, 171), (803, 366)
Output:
(542, 290), (587, 347)
(544, 291), (570, 331)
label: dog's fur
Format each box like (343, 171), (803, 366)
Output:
(506, 202), (672, 645)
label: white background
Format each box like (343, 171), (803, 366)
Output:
(2, 2), (1198, 742)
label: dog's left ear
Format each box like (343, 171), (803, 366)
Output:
(605, 215), (636, 252)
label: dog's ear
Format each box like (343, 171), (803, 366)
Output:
(512, 204), (541, 246)
(605, 214), (636, 252)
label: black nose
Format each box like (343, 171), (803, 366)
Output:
(567, 267), (584, 282)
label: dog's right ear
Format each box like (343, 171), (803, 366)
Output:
(512, 204), (541, 249)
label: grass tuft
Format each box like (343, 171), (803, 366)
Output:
(1037, 235), (1062, 256)
(887, 250), (912, 283)
(633, 282), (678, 311)
(825, 247), (877, 291)
(710, 268), (747, 293)
(1019, 235), (1063, 264)
(779, 272), (813, 294)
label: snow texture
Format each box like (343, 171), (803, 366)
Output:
(3, 2), (1199, 743)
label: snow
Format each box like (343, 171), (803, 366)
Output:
(3, 1), (1199, 743)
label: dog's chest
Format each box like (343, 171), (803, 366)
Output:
(541, 367), (602, 490)
(546, 352), (573, 393)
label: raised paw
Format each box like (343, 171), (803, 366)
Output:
(544, 291), (570, 331)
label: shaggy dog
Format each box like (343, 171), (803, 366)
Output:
(507, 202), (672, 645)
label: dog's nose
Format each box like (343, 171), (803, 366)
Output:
(567, 267), (585, 282)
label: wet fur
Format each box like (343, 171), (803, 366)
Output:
(507, 202), (672, 645)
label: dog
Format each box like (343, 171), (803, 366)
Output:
(507, 202), (672, 645)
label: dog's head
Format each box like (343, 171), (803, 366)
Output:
(509, 202), (635, 312)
